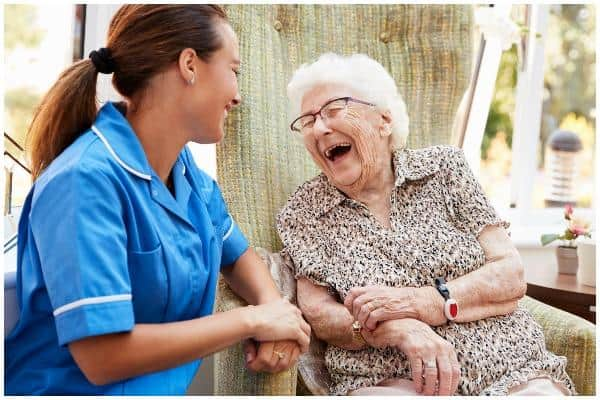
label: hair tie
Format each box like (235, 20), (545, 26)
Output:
(89, 47), (116, 74)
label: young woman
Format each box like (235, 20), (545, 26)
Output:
(5, 5), (310, 395)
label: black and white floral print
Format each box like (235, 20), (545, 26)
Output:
(277, 145), (575, 395)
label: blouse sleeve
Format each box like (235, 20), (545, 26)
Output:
(442, 146), (510, 238)
(276, 210), (330, 288)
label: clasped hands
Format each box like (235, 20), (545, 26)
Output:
(243, 339), (301, 373)
(242, 299), (310, 374)
(344, 285), (461, 396)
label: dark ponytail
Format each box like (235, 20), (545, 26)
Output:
(27, 59), (98, 179)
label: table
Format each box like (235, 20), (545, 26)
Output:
(525, 262), (596, 323)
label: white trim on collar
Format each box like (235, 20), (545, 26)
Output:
(91, 125), (151, 180)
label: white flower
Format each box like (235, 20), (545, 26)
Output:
(474, 7), (522, 51)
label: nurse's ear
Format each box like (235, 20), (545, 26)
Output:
(178, 48), (197, 86)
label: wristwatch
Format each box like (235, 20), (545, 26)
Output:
(434, 277), (459, 321)
(352, 321), (367, 345)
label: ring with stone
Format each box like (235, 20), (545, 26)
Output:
(274, 351), (285, 359)
(424, 360), (437, 369)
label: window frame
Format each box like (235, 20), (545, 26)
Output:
(458, 4), (595, 239)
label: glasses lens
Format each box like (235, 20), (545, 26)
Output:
(296, 115), (315, 131)
(322, 98), (347, 119)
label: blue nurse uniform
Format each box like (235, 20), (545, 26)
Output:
(5, 102), (249, 394)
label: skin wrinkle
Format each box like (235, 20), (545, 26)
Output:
(297, 279), (365, 350)
(304, 105), (386, 198)
(332, 107), (379, 196)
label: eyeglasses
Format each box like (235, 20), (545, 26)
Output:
(290, 96), (377, 134)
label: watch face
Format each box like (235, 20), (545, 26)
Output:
(445, 299), (459, 320)
(449, 301), (458, 318)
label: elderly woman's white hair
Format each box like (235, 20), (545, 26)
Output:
(287, 53), (410, 149)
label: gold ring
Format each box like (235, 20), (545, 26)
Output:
(274, 351), (285, 359)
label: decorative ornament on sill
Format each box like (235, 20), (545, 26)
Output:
(474, 7), (522, 51)
(474, 6), (542, 71)
(540, 204), (593, 275)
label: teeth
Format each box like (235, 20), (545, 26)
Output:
(324, 142), (351, 159)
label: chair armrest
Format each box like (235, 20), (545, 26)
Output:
(519, 295), (596, 395)
(213, 264), (297, 394)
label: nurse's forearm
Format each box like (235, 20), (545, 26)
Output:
(221, 247), (282, 305)
(69, 306), (257, 386)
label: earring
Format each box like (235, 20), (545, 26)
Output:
(188, 73), (195, 85)
(381, 124), (392, 136)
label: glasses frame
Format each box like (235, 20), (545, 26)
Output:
(289, 96), (376, 133)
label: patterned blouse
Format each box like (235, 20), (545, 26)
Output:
(276, 145), (575, 395)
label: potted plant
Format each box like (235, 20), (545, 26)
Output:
(541, 204), (592, 274)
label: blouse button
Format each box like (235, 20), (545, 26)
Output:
(274, 20), (283, 31)
(379, 31), (390, 43)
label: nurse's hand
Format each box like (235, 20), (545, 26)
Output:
(248, 299), (311, 353)
(243, 339), (300, 373)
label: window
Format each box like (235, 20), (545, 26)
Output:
(4, 4), (85, 226)
(462, 4), (595, 240)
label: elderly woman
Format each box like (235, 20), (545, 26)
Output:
(276, 53), (575, 396)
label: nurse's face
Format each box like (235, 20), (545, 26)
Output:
(188, 21), (241, 144)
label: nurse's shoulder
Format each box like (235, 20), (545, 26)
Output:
(31, 128), (127, 213)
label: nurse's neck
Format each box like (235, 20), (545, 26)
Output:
(124, 100), (187, 186)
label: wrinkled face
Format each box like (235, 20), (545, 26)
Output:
(299, 83), (393, 191)
(190, 21), (241, 144)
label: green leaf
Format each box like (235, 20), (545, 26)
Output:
(541, 234), (560, 246)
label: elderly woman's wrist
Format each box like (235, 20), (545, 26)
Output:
(416, 286), (446, 325)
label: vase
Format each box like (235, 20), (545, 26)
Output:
(556, 246), (578, 274)
(577, 242), (596, 286)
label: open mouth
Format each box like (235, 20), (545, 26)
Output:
(324, 143), (352, 162)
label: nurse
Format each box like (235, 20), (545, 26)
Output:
(5, 5), (310, 395)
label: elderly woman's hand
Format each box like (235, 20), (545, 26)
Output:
(243, 339), (301, 373)
(344, 285), (445, 330)
(361, 318), (461, 396)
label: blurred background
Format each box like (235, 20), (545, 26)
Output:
(478, 4), (595, 210)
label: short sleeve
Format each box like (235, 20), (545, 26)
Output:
(443, 147), (510, 238)
(276, 210), (330, 288)
(30, 166), (134, 346)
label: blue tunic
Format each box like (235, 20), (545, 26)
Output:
(5, 102), (249, 394)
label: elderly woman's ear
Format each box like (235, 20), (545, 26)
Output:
(380, 111), (393, 137)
